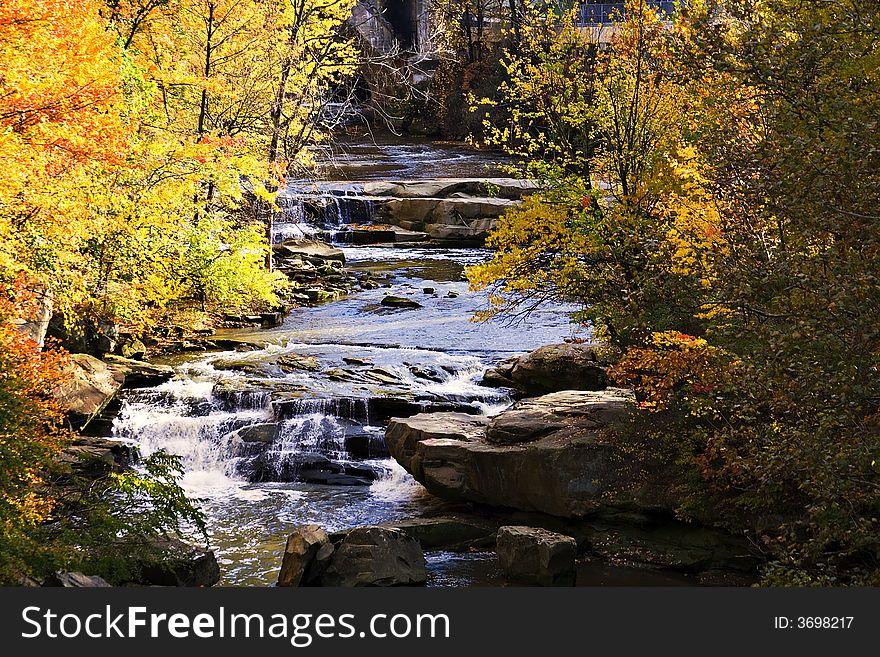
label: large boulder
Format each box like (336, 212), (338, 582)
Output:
(54, 354), (126, 429)
(496, 526), (577, 586)
(385, 389), (677, 518)
(482, 343), (608, 395)
(277, 525), (333, 587)
(319, 527), (426, 587)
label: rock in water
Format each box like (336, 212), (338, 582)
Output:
(375, 517), (498, 551)
(381, 295), (422, 309)
(274, 239), (345, 263)
(385, 389), (677, 517)
(481, 343), (608, 395)
(278, 525), (332, 587)
(319, 527), (426, 587)
(496, 526), (577, 586)
(54, 353), (125, 429)
(235, 423), (281, 444)
(103, 354), (175, 388)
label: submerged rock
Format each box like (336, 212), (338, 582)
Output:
(496, 526), (578, 586)
(381, 295), (422, 308)
(319, 527), (426, 587)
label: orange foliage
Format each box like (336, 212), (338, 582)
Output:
(0, 276), (71, 533)
(0, 0), (127, 166)
(610, 331), (730, 411)
(0, 0), (130, 284)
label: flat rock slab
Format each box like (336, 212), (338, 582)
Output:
(360, 178), (542, 200)
(104, 354), (175, 388)
(274, 239), (345, 263)
(385, 389), (678, 518)
(487, 389), (632, 445)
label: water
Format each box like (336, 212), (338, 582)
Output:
(111, 136), (588, 586)
(273, 129), (519, 245)
(310, 130), (514, 181)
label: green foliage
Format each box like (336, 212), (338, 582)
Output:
(470, 3), (599, 183)
(470, 0), (880, 584)
(38, 450), (208, 585)
(181, 215), (289, 312)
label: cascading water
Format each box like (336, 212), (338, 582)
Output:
(108, 136), (582, 585)
(272, 185), (378, 246)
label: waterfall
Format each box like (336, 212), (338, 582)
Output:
(272, 196), (319, 243)
(112, 378), (268, 495)
(112, 369), (388, 493)
(271, 396), (371, 422)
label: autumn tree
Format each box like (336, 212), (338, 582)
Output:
(0, 0), (128, 309)
(0, 281), (70, 582)
(468, 2), (715, 346)
(654, 0), (880, 584)
(469, 0), (880, 584)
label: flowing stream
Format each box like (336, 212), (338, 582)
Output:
(111, 135), (584, 586)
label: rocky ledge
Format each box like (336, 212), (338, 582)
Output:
(385, 388), (677, 518)
(481, 342), (610, 395)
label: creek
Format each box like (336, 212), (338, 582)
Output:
(111, 133), (710, 587)
(112, 134), (587, 585)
